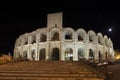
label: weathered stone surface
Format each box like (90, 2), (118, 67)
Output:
(14, 12), (114, 61)
(0, 61), (104, 80)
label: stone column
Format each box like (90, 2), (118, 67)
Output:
(74, 43), (78, 61)
(86, 34), (89, 60)
(61, 43), (65, 61)
(28, 44), (31, 60)
(46, 42), (50, 60)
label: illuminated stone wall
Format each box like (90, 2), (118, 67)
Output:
(14, 12), (114, 61)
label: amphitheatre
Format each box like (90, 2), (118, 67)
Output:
(14, 12), (114, 61)
(0, 12), (115, 80)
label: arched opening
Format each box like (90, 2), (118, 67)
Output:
(105, 51), (112, 61)
(19, 55), (22, 60)
(40, 34), (46, 42)
(52, 48), (59, 60)
(78, 48), (84, 60)
(97, 33), (104, 45)
(23, 37), (28, 45)
(65, 48), (73, 61)
(89, 49), (94, 60)
(16, 52), (20, 58)
(88, 31), (96, 43)
(98, 51), (102, 62)
(15, 49), (21, 59)
(31, 35), (36, 44)
(39, 49), (46, 60)
(76, 29), (86, 42)
(23, 51), (27, 60)
(98, 36), (101, 44)
(105, 51), (108, 60)
(78, 35), (83, 41)
(89, 35), (93, 42)
(25, 41), (28, 44)
(52, 32), (59, 41)
(104, 36), (109, 47)
(31, 50), (35, 61)
(18, 40), (21, 46)
(65, 32), (72, 39)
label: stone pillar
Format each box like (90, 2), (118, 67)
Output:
(86, 34), (89, 60)
(95, 36), (98, 61)
(36, 44), (39, 61)
(34, 44), (38, 61)
(36, 34), (39, 43)
(46, 42), (50, 60)
(28, 44), (31, 60)
(28, 36), (32, 44)
(61, 43), (65, 61)
(86, 43), (89, 60)
(74, 43), (78, 61)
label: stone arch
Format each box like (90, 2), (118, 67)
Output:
(65, 48), (73, 61)
(65, 32), (72, 39)
(97, 33), (104, 45)
(18, 38), (22, 46)
(40, 34), (47, 42)
(14, 48), (21, 59)
(108, 38), (113, 48)
(39, 48), (46, 60)
(23, 51), (27, 60)
(78, 48), (84, 60)
(76, 28), (86, 42)
(30, 33), (36, 44)
(31, 50), (35, 61)
(105, 51), (109, 60)
(64, 28), (74, 40)
(18, 39), (21, 46)
(38, 29), (47, 42)
(105, 50), (112, 61)
(110, 41), (113, 49)
(23, 36), (28, 45)
(52, 48), (59, 60)
(88, 30), (96, 43)
(15, 38), (21, 47)
(98, 51), (102, 62)
(52, 32), (59, 41)
(89, 49), (94, 60)
(50, 27), (61, 41)
(105, 51), (111, 61)
(104, 35), (109, 47)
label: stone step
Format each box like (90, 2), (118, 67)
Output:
(0, 67), (89, 72)
(0, 70), (93, 74)
(0, 64), (84, 67)
(0, 65), (86, 68)
(0, 76), (104, 80)
(0, 61), (104, 80)
(0, 67), (88, 71)
(0, 73), (98, 77)
(0, 61), (83, 66)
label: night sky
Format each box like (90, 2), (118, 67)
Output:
(0, 0), (120, 55)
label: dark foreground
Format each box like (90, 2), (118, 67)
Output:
(107, 63), (120, 80)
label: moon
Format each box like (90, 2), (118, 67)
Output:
(108, 28), (112, 32)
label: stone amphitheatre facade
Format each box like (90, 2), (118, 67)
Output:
(14, 12), (114, 61)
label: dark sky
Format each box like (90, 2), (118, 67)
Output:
(0, 0), (120, 55)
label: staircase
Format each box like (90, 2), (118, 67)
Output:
(0, 61), (104, 80)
